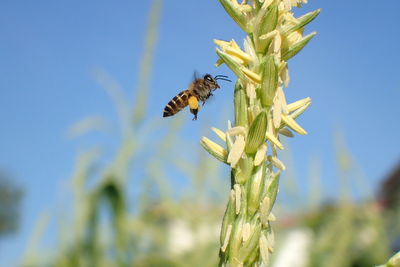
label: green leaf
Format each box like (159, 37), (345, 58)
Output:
(260, 4), (278, 35)
(245, 111), (267, 154)
(282, 32), (316, 61)
(260, 55), (278, 107)
(247, 164), (266, 216)
(237, 223), (262, 263)
(281, 9), (321, 36)
(220, 189), (236, 245)
(253, 4), (278, 52)
(218, 0), (250, 32)
(217, 49), (247, 81)
(234, 82), (249, 127)
(236, 154), (253, 184)
(228, 214), (246, 263)
(265, 170), (280, 214)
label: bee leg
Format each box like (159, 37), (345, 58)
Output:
(190, 108), (198, 120)
(188, 96), (199, 120)
(202, 101), (206, 106)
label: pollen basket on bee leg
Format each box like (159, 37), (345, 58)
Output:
(188, 96), (199, 110)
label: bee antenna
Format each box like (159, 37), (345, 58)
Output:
(215, 77), (232, 82)
(215, 75), (231, 82)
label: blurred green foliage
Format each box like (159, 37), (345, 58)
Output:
(20, 1), (225, 266)
(0, 170), (23, 237)
(271, 134), (397, 267)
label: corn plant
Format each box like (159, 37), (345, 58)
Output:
(200, 0), (319, 265)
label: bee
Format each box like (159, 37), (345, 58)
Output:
(163, 74), (231, 120)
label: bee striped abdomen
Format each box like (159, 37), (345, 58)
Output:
(163, 90), (191, 117)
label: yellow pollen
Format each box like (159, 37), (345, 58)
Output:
(225, 46), (252, 64)
(188, 96), (199, 110)
(287, 97), (311, 112)
(242, 68), (261, 83)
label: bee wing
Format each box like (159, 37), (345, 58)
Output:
(193, 70), (200, 81)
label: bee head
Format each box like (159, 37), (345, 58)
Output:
(203, 74), (231, 90)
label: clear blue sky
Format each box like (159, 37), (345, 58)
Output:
(1, 0), (399, 265)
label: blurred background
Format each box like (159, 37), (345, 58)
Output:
(0, 0), (399, 266)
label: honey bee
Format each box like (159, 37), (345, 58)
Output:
(163, 74), (231, 120)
